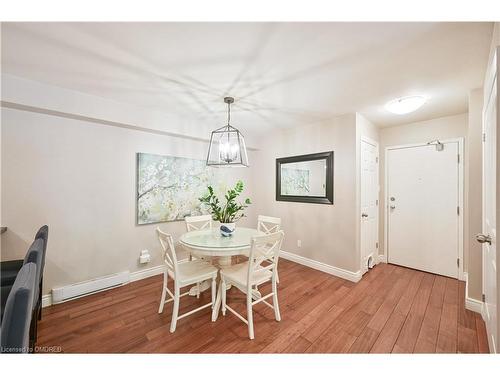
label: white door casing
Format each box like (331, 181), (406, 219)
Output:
(481, 48), (497, 353)
(360, 137), (379, 273)
(385, 139), (464, 279)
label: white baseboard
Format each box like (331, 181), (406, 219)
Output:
(465, 296), (484, 314)
(42, 264), (168, 307)
(378, 254), (387, 263)
(42, 293), (52, 308)
(129, 264), (165, 282)
(464, 272), (484, 314)
(280, 250), (362, 283)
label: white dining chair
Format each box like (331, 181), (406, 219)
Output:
(156, 228), (218, 333)
(257, 215), (281, 234)
(185, 214), (212, 232)
(185, 214), (213, 262)
(219, 230), (284, 339)
(257, 215), (282, 283)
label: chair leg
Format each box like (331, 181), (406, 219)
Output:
(196, 282), (200, 299)
(272, 277), (281, 321)
(221, 278), (227, 316)
(211, 277), (216, 309)
(247, 292), (254, 340)
(276, 270), (280, 284)
(170, 284), (180, 333)
(158, 272), (168, 314)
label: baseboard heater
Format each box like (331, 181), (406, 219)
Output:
(51, 271), (130, 304)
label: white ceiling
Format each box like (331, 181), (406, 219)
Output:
(1, 22), (493, 138)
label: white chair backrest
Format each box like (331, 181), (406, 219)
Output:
(257, 215), (281, 234)
(247, 231), (284, 286)
(156, 227), (179, 276)
(185, 215), (212, 232)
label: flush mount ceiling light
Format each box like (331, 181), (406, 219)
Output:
(385, 96), (427, 115)
(206, 97), (249, 167)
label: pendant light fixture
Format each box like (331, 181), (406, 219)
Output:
(206, 97), (249, 167)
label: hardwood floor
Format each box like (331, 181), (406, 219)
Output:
(37, 260), (489, 353)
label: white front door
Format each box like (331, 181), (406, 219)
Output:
(480, 50), (497, 353)
(386, 140), (462, 278)
(360, 138), (379, 273)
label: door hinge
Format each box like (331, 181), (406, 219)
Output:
(457, 206), (460, 215)
(376, 157), (379, 163)
(483, 133), (486, 142)
(376, 242), (379, 249)
(457, 258), (460, 267)
(376, 199), (379, 206)
(482, 293), (486, 302)
(457, 154), (460, 163)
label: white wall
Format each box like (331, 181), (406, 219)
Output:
(1, 106), (256, 295)
(251, 114), (360, 273)
(378, 113), (468, 262)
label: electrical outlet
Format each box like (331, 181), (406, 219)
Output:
(139, 249), (151, 264)
(297, 240), (302, 248)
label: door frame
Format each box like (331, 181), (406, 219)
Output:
(383, 137), (465, 281)
(360, 136), (380, 271)
(480, 46), (498, 352)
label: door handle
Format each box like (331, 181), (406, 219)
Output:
(476, 233), (492, 245)
(361, 213), (368, 218)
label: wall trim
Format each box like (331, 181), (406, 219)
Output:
(129, 264), (165, 282)
(464, 272), (484, 314)
(280, 250), (362, 283)
(0, 101), (258, 151)
(42, 294), (52, 308)
(378, 254), (387, 263)
(465, 296), (484, 315)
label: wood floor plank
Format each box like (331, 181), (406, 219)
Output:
(476, 314), (490, 353)
(369, 311), (407, 353)
(392, 273), (435, 352)
(348, 327), (380, 353)
(436, 278), (459, 353)
(36, 260), (488, 353)
(281, 336), (313, 353)
(366, 267), (413, 332)
(413, 275), (447, 353)
(457, 325), (479, 353)
(369, 270), (425, 353)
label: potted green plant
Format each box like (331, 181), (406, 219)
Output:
(199, 180), (251, 236)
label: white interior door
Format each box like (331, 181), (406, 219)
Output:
(387, 141), (461, 278)
(361, 139), (379, 273)
(480, 56), (497, 353)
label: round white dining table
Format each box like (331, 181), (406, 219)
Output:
(179, 227), (263, 321)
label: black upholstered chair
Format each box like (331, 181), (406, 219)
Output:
(0, 225), (49, 347)
(0, 263), (37, 353)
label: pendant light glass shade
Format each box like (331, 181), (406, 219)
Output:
(206, 97), (249, 167)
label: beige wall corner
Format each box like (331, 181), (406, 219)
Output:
(251, 114), (360, 274)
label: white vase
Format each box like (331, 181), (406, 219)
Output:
(219, 222), (236, 237)
(224, 222), (236, 231)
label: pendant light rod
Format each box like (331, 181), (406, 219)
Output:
(224, 96), (234, 126)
